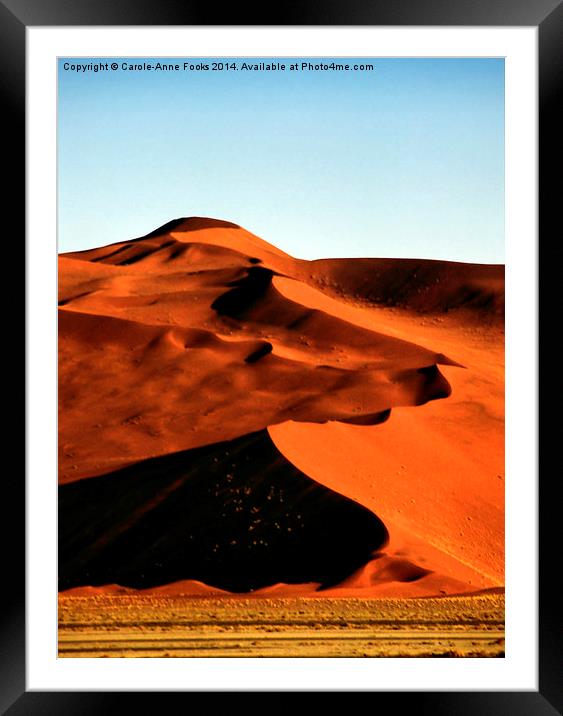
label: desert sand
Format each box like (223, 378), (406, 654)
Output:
(58, 592), (505, 658)
(58, 217), (504, 605)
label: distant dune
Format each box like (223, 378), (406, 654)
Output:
(308, 256), (504, 318)
(59, 217), (504, 598)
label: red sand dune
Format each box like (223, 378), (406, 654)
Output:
(58, 217), (504, 598)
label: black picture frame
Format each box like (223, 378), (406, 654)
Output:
(8, 0), (560, 713)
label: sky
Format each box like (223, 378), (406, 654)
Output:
(58, 57), (504, 263)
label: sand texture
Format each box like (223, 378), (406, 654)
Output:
(58, 593), (505, 658)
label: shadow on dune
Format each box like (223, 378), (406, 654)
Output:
(211, 266), (276, 318)
(59, 430), (388, 592)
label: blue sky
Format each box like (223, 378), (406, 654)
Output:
(58, 58), (504, 263)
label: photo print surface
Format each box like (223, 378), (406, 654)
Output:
(58, 57), (505, 658)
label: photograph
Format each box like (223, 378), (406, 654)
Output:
(57, 55), (506, 658)
(9, 3), (557, 706)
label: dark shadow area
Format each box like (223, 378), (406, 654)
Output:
(116, 247), (162, 266)
(244, 342), (273, 363)
(211, 266), (276, 319)
(416, 365), (452, 402)
(340, 409), (392, 426)
(89, 243), (132, 262)
(368, 552), (433, 583)
(59, 430), (388, 593)
(90, 239), (177, 265)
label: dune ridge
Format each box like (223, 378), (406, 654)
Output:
(60, 219), (459, 484)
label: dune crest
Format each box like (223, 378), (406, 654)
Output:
(59, 219), (459, 483)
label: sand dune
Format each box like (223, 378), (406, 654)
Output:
(306, 256), (504, 319)
(267, 274), (504, 589)
(59, 217), (504, 597)
(59, 430), (387, 592)
(60, 219), (458, 483)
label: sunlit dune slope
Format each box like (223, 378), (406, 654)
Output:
(60, 217), (459, 483)
(268, 275), (504, 589)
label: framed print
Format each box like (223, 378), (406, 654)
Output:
(8, 0), (560, 712)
